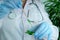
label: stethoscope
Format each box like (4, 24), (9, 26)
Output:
(26, 0), (44, 24)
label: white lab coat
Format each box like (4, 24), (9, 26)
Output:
(0, 0), (59, 40)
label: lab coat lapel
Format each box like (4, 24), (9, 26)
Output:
(23, 0), (32, 16)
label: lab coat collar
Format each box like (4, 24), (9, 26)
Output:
(24, 0), (39, 9)
(24, 0), (32, 9)
(23, 0), (33, 16)
(26, 0), (32, 4)
(23, 0), (40, 17)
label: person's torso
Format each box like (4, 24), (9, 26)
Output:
(0, 0), (45, 40)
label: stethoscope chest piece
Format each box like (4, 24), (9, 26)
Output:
(8, 12), (17, 19)
(8, 8), (22, 19)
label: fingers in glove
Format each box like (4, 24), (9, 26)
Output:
(34, 22), (49, 38)
(39, 28), (51, 39)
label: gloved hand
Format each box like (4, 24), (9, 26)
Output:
(34, 22), (52, 40)
(0, 0), (22, 19)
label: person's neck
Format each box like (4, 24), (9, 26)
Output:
(22, 0), (27, 8)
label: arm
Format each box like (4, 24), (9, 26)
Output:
(34, 1), (59, 40)
(50, 25), (59, 40)
(41, 2), (59, 40)
(0, 0), (22, 40)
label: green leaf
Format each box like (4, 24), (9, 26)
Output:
(25, 30), (34, 35)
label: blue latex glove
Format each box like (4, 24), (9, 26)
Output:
(34, 22), (52, 40)
(0, 0), (22, 19)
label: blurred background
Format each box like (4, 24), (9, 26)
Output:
(41, 0), (60, 40)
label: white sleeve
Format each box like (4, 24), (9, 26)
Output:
(0, 19), (3, 28)
(50, 25), (59, 40)
(35, 1), (59, 40)
(37, 1), (53, 25)
(38, 2), (59, 40)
